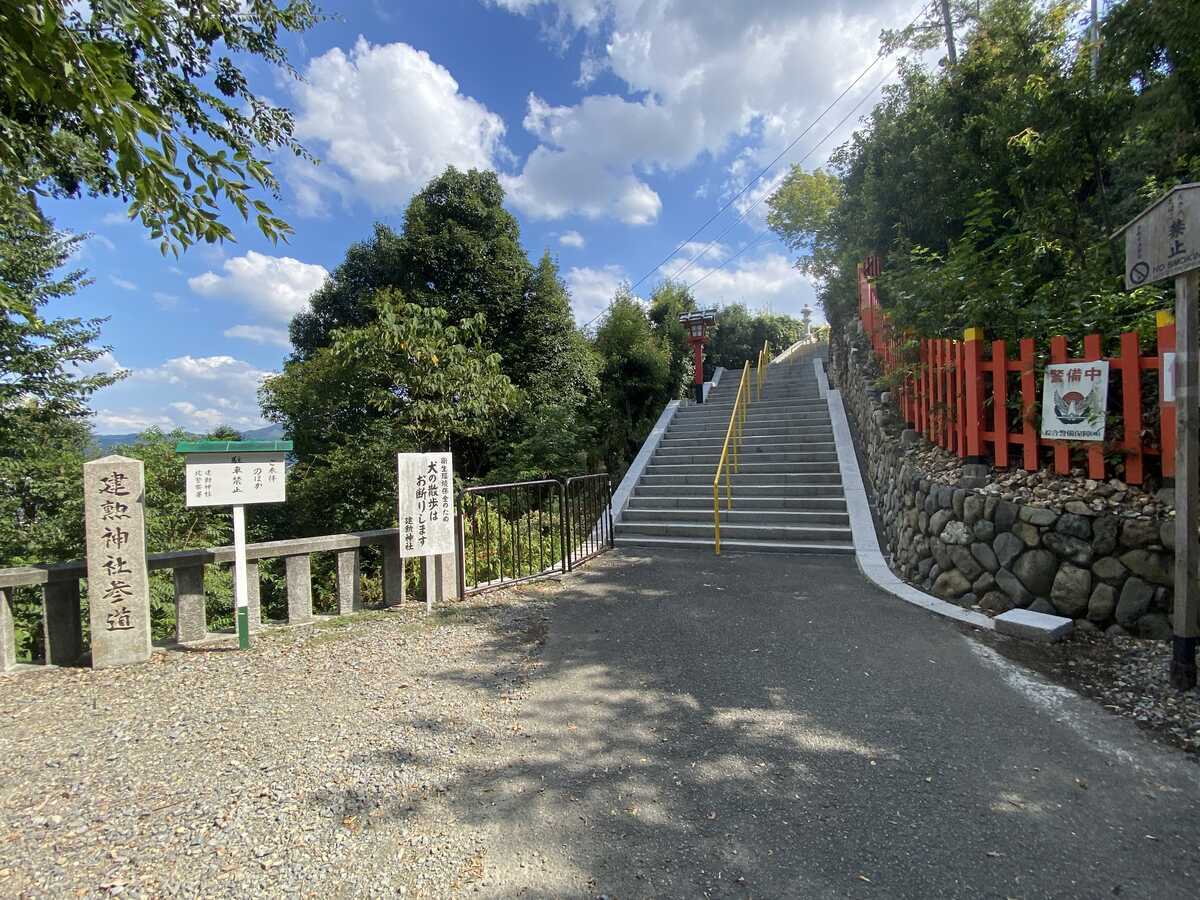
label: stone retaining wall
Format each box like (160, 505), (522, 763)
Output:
(833, 334), (1176, 640)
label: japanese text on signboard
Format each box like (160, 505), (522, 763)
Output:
(397, 453), (455, 557)
(184, 452), (286, 508)
(1040, 361), (1109, 441)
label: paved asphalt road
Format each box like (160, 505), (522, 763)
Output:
(459, 548), (1200, 899)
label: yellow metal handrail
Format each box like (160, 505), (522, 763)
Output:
(713, 341), (773, 554)
(713, 361), (751, 554)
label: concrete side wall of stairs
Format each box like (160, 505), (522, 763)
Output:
(614, 351), (853, 554)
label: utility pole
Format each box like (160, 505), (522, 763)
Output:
(939, 0), (957, 66)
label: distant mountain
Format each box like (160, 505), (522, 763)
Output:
(93, 423), (285, 453)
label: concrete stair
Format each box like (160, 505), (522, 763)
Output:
(614, 355), (854, 554)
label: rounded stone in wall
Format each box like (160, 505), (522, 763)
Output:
(1087, 584), (1117, 624)
(1116, 577), (1155, 627)
(1013, 549), (1058, 597)
(1055, 513), (1092, 541)
(993, 532), (1024, 570)
(1043, 532), (1094, 566)
(940, 521), (972, 546)
(1050, 564), (1091, 618)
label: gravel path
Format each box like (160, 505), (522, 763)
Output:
(4, 549), (1200, 898)
(0, 583), (560, 898)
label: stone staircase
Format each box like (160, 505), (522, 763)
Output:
(614, 356), (854, 554)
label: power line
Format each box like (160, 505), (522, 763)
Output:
(625, 0), (933, 295)
(674, 60), (903, 292)
(684, 234), (779, 292)
(580, 1), (932, 330)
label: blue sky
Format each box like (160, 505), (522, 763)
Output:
(52, 0), (921, 434)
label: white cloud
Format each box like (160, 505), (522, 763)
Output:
(91, 354), (275, 433)
(188, 251), (328, 323)
(152, 291), (180, 309)
(290, 37), (507, 212)
(565, 264), (629, 323)
(558, 230), (585, 248)
(101, 211), (133, 226)
(494, 1), (914, 223)
(110, 275), (137, 291)
(686, 250), (820, 319)
(225, 324), (292, 348)
(91, 234), (116, 251)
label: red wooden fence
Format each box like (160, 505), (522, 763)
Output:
(857, 259), (1177, 485)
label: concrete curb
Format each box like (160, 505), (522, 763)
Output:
(702, 366), (724, 402)
(611, 399), (681, 526)
(772, 338), (818, 366)
(823, 364), (994, 631)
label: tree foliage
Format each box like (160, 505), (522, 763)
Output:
(768, 0), (1199, 345)
(0, 0), (319, 270)
(262, 291), (518, 534)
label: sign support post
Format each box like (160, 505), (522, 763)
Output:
(232, 503), (250, 650)
(176, 439), (291, 650)
(1116, 184), (1200, 689)
(1173, 270), (1200, 689)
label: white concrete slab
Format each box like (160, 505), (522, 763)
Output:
(995, 609), (1074, 642)
(611, 399), (681, 526)
(826, 386), (995, 632)
(814, 357), (829, 399)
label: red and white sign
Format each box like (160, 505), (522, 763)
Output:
(1040, 361), (1109, 441)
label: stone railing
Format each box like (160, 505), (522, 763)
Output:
(0, 528), (451, 672)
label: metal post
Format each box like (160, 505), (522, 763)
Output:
(232, 504), (250, 650)
(1172, 270), (1200, 690)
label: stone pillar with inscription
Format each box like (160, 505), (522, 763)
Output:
(84, 456), (152, 668)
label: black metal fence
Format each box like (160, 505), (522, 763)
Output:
(565, 474), (614, 569)
(456, 474), (613, 597)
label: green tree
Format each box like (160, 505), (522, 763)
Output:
(1, 209), (122, 572)
(491, 253), (601, 480)
(647, 280), (698, 398)
(0, 0), (320, 273)
(771, 0), (1193, 344)
(591, 290), (672, 475)
(262, 291), (518, 534)
(289, 169), (601, 480)
(706, 304), (802, 374)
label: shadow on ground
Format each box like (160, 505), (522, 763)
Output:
(319, 549), (1200, 899)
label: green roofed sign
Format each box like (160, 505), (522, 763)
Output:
(175, 440), (291, 508)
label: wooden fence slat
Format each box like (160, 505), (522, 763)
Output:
(964, 330), (985, 458)
(1084, 333), (1106, 480)
(1049, 336), (1069, 474)
(956, 340), (967, 457)
(993, 339), (1009, 469)
(1119, 331), (1145, 485)
(1020, 338), (1039, 471)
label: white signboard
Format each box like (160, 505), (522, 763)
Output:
(1123, 184), (1200, 289)
(397, 452), (454, 557)
(1041, 361), (1109, 441)
(1164, 351), (1177, 403)
(185, 452), (287, 508)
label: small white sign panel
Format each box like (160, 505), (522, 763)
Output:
(1124, 185), (1200, 289)
(1163, 351), (1177, 403)
(185, 452), (287, 507)
(1041, 361), (1109, 441)
(397, 452), (455, 557)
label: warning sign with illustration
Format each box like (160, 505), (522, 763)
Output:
(1040, 362), (1109, 441)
